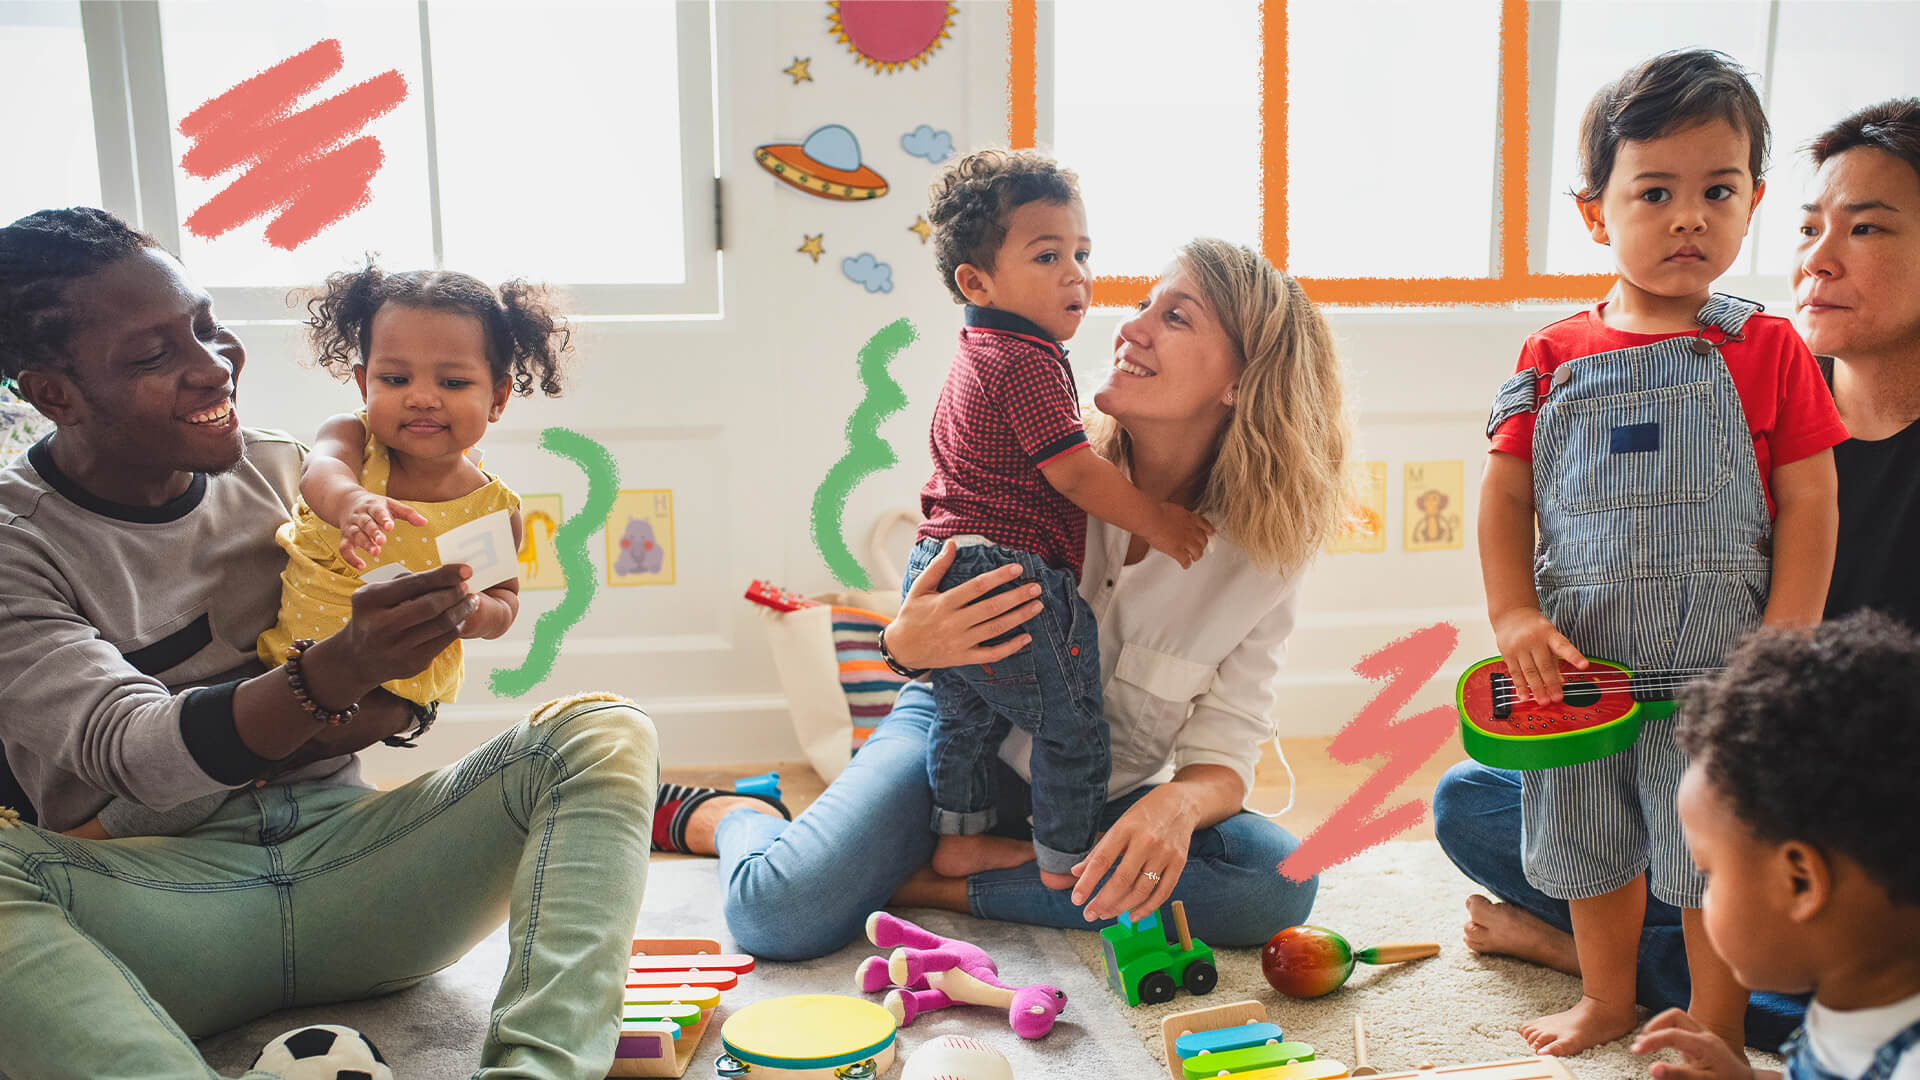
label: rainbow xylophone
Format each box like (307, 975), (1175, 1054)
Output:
(609, 937), (756, 1078)
(1160, 1001), (1579, 1080)
(1161, 1000), (1349, 1080)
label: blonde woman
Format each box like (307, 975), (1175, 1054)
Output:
(683, 239), (1350, 958)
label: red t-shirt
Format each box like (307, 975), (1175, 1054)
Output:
(918, 306), (1090, 574)
(1489, 304), (1849, 515)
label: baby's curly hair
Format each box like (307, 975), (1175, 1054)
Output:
(927, 149), (1080, 304)
(1677, 611), (1920, 906)
(301, 260), (569, 396)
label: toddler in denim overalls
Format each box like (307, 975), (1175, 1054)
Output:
(1478, 50), (1845, 1057)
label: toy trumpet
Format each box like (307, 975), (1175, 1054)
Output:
(1260, 926), (1438, 998)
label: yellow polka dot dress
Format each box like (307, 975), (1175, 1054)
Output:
(257, 411), (520, 705)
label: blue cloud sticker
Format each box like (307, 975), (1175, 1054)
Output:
(842, 253), (894, 293)
(900, 124), (953, 164)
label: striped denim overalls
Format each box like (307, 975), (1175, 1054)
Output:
(1783, 1016), (1920, 1080)
(1486, 294), (1773, 906)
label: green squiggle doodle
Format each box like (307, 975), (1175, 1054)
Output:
(812, 318), (916, 589)
(489, 426), (620, 698)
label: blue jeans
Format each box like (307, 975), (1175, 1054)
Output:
(1432, 760), (1806, 1051)
(716, 679), (1316, 961)
(0, 697), (658, 1080)
(904, 538), (1106, 873)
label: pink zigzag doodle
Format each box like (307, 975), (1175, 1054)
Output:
(1279, 622), (1461, 882)
(177, 39), (408, 251)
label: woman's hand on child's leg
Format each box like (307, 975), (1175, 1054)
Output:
(1491, 607), (1588, 704)
(334, 489), (428, 570)
(1633, 1007), (1765, 1080)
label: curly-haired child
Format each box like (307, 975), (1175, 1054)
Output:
(68, 262), (569, 839)
(894, 148), (1212, 890)
(1632, 611), (1920, 1080)
(1479, 49), (1847, 1056)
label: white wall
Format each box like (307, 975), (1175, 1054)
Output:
(220, 2), (1801, 782)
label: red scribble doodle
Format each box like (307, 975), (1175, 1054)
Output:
(177, 39), (407, 251)
(1278, 622), (1461, 883)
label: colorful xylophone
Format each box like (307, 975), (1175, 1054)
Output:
(1160, 1001), (1578, 1080)
(1161, 1000), (1349, 1080)
(609, 937), (757, 1078)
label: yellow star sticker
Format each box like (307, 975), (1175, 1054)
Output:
(783, 57), (812, 84)
(908, 216), (933, 244)
(798, 234), (825, 263)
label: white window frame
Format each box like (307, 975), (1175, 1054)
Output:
(74, 0), (719, 323)
(1036, 0), (1816, 308)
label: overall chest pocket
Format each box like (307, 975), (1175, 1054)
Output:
(1548, 380), (1729, 515)
(1108, 643), (1216, 772)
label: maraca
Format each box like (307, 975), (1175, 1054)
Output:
(1260, 925), (1438, 998)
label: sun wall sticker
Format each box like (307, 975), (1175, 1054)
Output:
(828, 1), (956, 74)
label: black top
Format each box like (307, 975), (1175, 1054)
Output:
(1826, 416), (1920, 629)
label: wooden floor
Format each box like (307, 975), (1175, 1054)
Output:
(660, 733), (1471, 843)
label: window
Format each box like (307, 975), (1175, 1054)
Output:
(5, 0), (716, 320)
(1040, 0), (1590, 306)
(0, 2), (102, 217)
(1052, 1), (1261, 277)
(1033, 0), (1920, 307)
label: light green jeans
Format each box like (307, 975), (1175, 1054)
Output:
(0, 695), (657, 1080)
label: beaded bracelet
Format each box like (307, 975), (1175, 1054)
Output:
(875, 625), (930, 679)
(284, 638), (359, 726)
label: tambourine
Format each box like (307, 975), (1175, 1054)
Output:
(714, 994), (898, 1078)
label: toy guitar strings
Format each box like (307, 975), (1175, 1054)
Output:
(1456, 655), (1725, 770)
(1484, 665), (1725, 706)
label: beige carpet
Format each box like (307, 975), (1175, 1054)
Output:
(1066, 840), (1784, 1080)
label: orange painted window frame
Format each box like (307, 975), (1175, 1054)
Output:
(1008, 0), (1615, 307)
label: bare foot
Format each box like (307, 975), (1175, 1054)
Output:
(931, 834), (1036, 878)
(889, 864), (970, 912)
(1519, 995), (1638, 1057)
(682, 795), (782, 856)
(1038, 869), (1075, 891)
(1464, 894), (1581, 975)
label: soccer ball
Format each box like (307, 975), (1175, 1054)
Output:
(249, 1024), (394, 1080)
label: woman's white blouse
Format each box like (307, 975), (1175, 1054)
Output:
(998, 515), (1301, 801)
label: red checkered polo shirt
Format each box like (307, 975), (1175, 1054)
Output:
(917, 305), (1091, 574)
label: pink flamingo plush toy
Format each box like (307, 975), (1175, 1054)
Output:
(855, 911), (1066, 1039)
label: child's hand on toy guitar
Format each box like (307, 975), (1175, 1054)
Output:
(335, 487), (428, 570)
(1149, 503), (1214, 568)
(1491, 606), (1588, 705)
(1633, 1007), (1768, 1080)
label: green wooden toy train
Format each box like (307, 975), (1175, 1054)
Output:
(1097, 900), (1217, 1006)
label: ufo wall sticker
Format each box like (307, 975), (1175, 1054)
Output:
(829, 0), (956, 74)
(755, 124), (889, 201)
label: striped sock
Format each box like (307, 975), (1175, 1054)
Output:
(653, 784), (791, 854)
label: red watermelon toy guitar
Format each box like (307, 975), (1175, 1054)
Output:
(1455, 656), (1716, 770)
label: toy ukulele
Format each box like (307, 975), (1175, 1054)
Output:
(1455, 655), (1717, 770)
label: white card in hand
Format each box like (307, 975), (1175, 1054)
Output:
(434, 509), (518, 591)
(359, 562), (411, 585)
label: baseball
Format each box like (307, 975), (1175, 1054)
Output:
(902, 1034), (1014, 1080)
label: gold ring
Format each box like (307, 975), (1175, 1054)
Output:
(1142, 870), (1162, 881)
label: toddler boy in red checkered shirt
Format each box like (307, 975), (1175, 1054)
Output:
(904, 149), (1213, 890)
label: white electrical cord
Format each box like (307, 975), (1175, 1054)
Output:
(1253, 730), (1297, 819)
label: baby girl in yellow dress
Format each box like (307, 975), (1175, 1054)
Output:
(70, 262), (570, 839)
